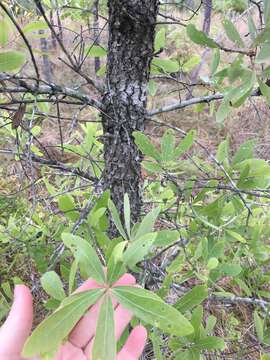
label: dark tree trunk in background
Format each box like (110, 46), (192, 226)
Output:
(92, 0), (101, 73)
(202, 0), (212, 35)
(39, 30), (53, 83)
(186, 0), (212, 100)
(102, 0), (159, 235)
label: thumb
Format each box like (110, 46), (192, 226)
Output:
(0, 285), (33, 357)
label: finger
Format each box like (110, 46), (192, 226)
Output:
(69, 274), (136, 348)
(0, 285), (33, 357)
(117, 326), (147, 360)
(74, 278), (104, 293)
(84, 304), (133, 358)
(54, 342), (85, 360)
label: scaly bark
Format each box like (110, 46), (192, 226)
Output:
(102, 0), (159, 235)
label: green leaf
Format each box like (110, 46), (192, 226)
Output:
(84, 45), (107, 57)
(155, 28), (166, 52)
(174, 130), (196, 158)
(258, 79), (270, 105)
(150, 330), (164, 360)
(194, 336), (225, 350)
(41, 271), (65, 301)
(161, 129), (175, 162)
(223, 18), (244, 47)
(232, 139), (254, 165)
(220, 263), (242, 276)
(264, 0), (270, 25)
(207, 257), (219, 270)
(0, 19), (9, 46)
(254, 310), (264, 343)
(205, 315), (217, 334)
(62, 233), (105, 284)
(112, 286), (194, 336)
(92, 294), (116, 360)
(216, 138), (229, 164)
(248, 15), (257, 41)
(152, 58), (180, 73)
(134, 207), (160, 240)
(261, 354), (270, 360)
(23, 20), (48, 33)
(182, 55), (201, 73)
(154, 230), (179, 247)
(133, 131), (161, 161)
(253, 27), (270, 46)
(191, 305), (203, 340)
(0, 51), (26, 71)
(210, 49), (220, 75)
(148, 80), (157, 96)
(142, 161), (162, 173)
(226, 230), (246, 243)
(235, 159), (270, 178)
(68, 259), (78, 295)
(175, 285), (208, 313)
(186, 24), (218, 48)
(58, 195), (78, 221)
(256, 44), (270, 63)
(123, 233), (157, 268)
(89, 208), (107, 228)
(22, 289), (104, 357)
(108, 199), (128, 240)
(124, 194), (131, 238)
(216, 98), (231, 123)
(230, 71), (256, 107)
(107, 241), (127, 285)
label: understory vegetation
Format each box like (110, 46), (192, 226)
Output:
(1, 0), (270, 359)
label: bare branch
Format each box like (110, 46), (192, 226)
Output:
(0, 73), (104, 111)
(148, 90), (261, 116)
(148, 93), (224, 116)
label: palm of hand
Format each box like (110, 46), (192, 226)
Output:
(0, 274), (147, 360)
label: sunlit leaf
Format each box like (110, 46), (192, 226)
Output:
(152, 58), (180, 73)
(112, 286), (194, 336)
(161, 129), (175, 162)
(155, 28), (166, 52)
(41, 271), (65, 301)
(107, 241), (127, 285)
(174, 130), (195, 158)
(123, 232), (157, 268)
(0, 51), (26, 71)
(108, 199), (128, 240)
(175, 285), (208, 313)
(92, 294), (116, 360)
(133, 131), (161, 161)
(194, 336), (225, 350)
(124, 193), (131, 238)
(186, 24), (218, 48)
(62, 233), (105, 284)
(223, 18), (244, 46)
(134, 207), (160, 240)
(22, 289), (104, 357)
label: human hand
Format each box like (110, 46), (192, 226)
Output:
(0, 274), (147, 360)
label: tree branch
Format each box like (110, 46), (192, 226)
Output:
(149, 93), (224, 116)
(0, 73), (104, 111)
(209, 294), (270, 311)
(148, 90), (261, 116)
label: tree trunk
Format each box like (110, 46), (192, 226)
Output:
(39, 30), (53, 83)
(102, 0), (159, 235)
(92, 0), (101, 73)
(202, 0), (212, 35)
